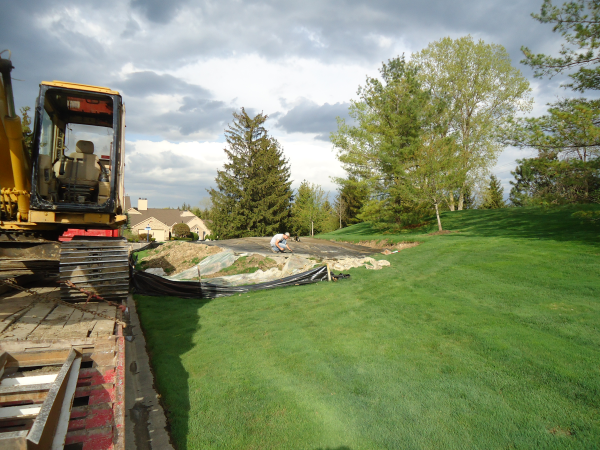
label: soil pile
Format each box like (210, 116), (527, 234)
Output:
(350, 240), (420, 251)
(139, 242), (222, 275)
(203, 254), (279, 279)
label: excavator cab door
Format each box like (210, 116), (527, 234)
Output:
(29, 83), (123, 215)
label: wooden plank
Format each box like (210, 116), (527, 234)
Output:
(0, 382), (52, 404)
(28, 304), (76, 340)
(0, 299), (34, 322)
(90, 305), (117, 337)
(0, 352), (7, 379)
(0, 405), (41, 419)
(4, 349), (71, 368)
(1, 374), (58, 387)
(0, 302), (56, 340)
(61, 303), (99, 339)
(0, 430), (28, 450)
(51, 356), (81, 449)
(27, 350), (78, 449)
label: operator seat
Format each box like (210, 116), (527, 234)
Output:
(53, 140), (101, 202)
(54, 140), (101, 185)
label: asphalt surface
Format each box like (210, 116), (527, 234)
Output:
(200, 237), (379, 259)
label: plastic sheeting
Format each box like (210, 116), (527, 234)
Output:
(131, 265), (349, 299)
(169, 251), (238, 280)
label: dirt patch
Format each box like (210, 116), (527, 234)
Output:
(548, 426), (572, 437)
(203, 254), (279, 279)
(345, 240), (420, 251)
(138, 241), (222, 275)
(428, 230), (456, 236)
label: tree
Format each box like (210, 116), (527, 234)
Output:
(172, 223), (191, 238)
(20, 106), (32, 159)
(508, 1), (600, 206)
(521, 0), (600, 92)
(331, 56), (435, 227)
(412, 36), (533, 210)
(292, 181), (328, 236)
(397, 135), (464, 231)
(333, 193), (347, 229)
(338, 176), (369, 225)
(208, 109), (293, 238)
(481, 175), (507, 209)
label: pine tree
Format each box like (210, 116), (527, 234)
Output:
(209, 109), (292, 238)
(482, 175), (506, 209)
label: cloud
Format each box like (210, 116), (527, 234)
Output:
(275, 99), (351, 141)
(2, 0), (585, 206)
(130, 0), (189, 24)
(113, 71), (211, 98)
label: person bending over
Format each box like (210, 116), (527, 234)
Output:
(270, 232), (293, 253)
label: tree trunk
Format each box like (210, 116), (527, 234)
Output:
(448, 192), (455, 211)
(434, 202), (443, 231)
(311, 220), (314, 237)
(457, 189), (464, 210)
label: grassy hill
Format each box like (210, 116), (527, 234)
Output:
(136, 206), (600, 449)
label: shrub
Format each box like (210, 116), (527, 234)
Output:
(138, 233), (156, 242)
(190, 232), (199, 241)
(173, 223), (191, 238)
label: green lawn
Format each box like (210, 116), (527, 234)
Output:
(135, 206), (600, 449)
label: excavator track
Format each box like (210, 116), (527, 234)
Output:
(59, 238), (130, 302)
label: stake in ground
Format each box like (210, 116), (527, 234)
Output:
(135, 206), (600, 449)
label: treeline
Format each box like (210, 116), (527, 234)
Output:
(192, 0), (600, 238)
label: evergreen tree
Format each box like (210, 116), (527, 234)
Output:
(209, 109), (292, 238)
(482, 175), (506, 209)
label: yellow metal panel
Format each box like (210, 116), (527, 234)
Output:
(41, 81), (120, 96)
(114, 215), (127, 225)
(82, 213), (111, 223)
(29, 210), (55, 223)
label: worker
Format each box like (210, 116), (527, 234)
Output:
(270, 232), (293, 253)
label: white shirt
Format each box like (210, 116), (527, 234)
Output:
(270, 234), (287, 246)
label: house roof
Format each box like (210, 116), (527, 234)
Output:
(128, 208), (200, 228)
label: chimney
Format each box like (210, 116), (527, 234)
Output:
(138, 198), (148, 211)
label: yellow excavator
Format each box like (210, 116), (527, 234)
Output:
(0, 52), (129, 301)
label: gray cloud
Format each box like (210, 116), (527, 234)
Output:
(276, 99), (351, 141)
(130, 0), (189, 24)
(113, 71), (211, 98)
(125, 149), (217, 206)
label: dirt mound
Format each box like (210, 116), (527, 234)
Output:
(138, 242), (222, 275)
(203, 254), (279, 279)
(352, 240), (420, 251)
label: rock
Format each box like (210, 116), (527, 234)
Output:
(281, 255), (315, 277)
(145, 268), (166, 276)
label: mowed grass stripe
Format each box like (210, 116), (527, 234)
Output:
(136, 206), (600, 449)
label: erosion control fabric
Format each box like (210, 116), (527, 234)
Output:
(131, 265), (348, 299)
(130, 245), (349, 299)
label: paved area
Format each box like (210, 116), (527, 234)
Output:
(125, 294), (175, 450)
(201, 237), (379, 259)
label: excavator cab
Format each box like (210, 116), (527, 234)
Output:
(30, 82), (125, 216)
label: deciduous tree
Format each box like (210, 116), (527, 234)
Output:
(412, 36), (533, 210)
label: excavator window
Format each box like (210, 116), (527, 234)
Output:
(35, 88), (115, 206)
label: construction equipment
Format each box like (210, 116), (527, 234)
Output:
(0, 52), (128, 301)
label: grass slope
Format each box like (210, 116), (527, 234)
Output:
(136, 206), (600, 449)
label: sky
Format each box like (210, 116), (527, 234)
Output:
(0, 0), (577, 208)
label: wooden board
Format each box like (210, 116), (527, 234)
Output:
(0, 302), (56, 340)
(89, 305), (117, 338)
(28, 305), (76, 340)
(61, 303), (99, 339)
